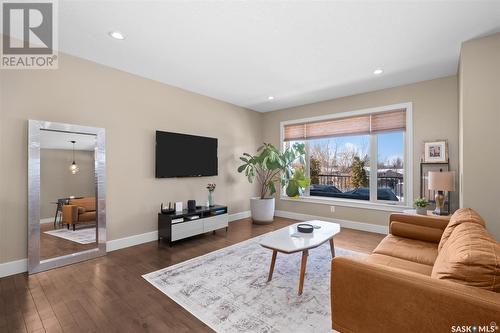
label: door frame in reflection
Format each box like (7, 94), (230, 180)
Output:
(28, 120), (106, 274)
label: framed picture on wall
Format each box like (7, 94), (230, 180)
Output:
(423, 140), (448, 163)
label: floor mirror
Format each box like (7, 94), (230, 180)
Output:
(28, 120), (106, 274)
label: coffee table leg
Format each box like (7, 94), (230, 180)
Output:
(329, 238), (335, 258)
(298, 249), (309, 295)
(267, 250), (278, 282)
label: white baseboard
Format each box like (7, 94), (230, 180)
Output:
(0, 258), (28, 278)
(1, 209), (383, 278)
(0, 231), (162, 277)
(40, 217), (54, 224)
(106, 211), (250, 252)
(228, 210), (251, 222)
(106, 230), (158, 252)
(274, 210), (388, 234)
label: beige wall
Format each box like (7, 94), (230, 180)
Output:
(0, 53), (262, 263)
(40, 149), (95, 219)
(0, 50), (471, 264)
(459, 33), (500, 240)
(262, 76), (459, 227)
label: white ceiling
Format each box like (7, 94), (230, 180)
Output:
(53, 1), (500, 112)
(40, 130), (96, 151)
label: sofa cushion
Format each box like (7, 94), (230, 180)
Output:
(77, 206), (86, 214)
(438, 208), (485, 252)
(78, 211), (96, 222)
(432, 222), (500, 292)
(373, 234), (438, 266)
(365, 253), (433, 276)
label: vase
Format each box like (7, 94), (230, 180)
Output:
(208, 191), (214, 207)
(416, 207), (427, 215)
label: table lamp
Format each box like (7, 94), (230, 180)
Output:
(428, 171), (455, 215)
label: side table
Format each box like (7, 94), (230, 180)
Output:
(402, 209), (451, 222)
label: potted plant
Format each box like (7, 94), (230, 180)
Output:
(414, 198), (429, 215)
(237, 143), (310, 224)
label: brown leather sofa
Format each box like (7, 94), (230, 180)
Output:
(331, 208), (500, 333)
(62, 197), (96, 231)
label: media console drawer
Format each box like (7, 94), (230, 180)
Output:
(203, 214), (229, 232)
(171, 220), (203, 241)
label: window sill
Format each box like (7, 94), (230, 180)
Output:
(280, 196), (411, 212)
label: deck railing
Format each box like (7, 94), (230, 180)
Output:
(317, 174), (352, 191)
(316, 173), (404, 199)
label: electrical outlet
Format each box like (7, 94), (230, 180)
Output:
(330, 206), (335, 213)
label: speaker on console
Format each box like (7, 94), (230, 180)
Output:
(187, 200), (196, 212)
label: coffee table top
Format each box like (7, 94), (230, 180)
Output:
(260, 220), (340, 254)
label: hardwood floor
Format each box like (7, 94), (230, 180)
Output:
(0, 217), (384, 333)
(40, 223), (97, 261)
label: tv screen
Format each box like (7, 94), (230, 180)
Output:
(155, 131), (218, 178)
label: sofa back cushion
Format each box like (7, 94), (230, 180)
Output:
(438, 208), (485, 252)
(70, 197), (96, 212)
(390, 222), (443, 243)
(431, 222), (500, 292)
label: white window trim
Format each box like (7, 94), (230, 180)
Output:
(280, 102), (414, 211)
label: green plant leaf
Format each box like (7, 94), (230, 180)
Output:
(286, 181), (299, 197)
(268, 182), (276, 196)
(414, 198), (429, 208)
(297, 177), (310, 188)
(237, 142), (308, 198)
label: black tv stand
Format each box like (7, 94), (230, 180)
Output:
(158, 205), (228, 245)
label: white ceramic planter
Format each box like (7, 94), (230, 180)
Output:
(250, 197), (275, 224)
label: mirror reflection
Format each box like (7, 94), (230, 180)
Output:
(39, 129), (98, 261)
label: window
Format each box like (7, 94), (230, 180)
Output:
(281, 104), (412, 207)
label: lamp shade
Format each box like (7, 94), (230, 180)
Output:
(428, 171), (455, 191)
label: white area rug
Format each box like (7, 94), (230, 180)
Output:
(44, 227), (96, 244)
(143, 234), (365, 332)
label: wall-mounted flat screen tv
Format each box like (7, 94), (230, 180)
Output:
(155, 131), (218, 178)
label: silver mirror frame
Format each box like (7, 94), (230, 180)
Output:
(28, 120), (106, 274)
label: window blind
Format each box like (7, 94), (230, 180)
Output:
(370, 109), (406, 133)
(283, 109), (406, 141)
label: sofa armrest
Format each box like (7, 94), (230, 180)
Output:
(62, 205), (78, 224)
(331, 257), (500, 333)
(389, 213), (448, 243)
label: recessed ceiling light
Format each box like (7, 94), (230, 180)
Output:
(109, 31), (125, 40)
(373, 68), (384, 75)
(268, 96), (275, 101)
